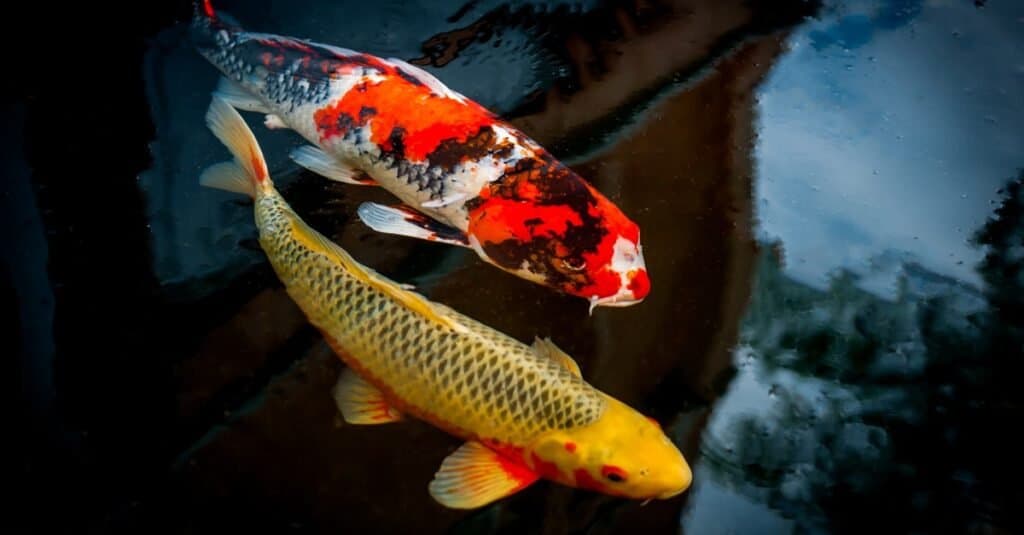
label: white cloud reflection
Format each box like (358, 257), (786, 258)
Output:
(753, 0), (1024, 299)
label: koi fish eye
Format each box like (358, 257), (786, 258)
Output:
(558, 258), (587, 272)
(601, 465), (628, 483)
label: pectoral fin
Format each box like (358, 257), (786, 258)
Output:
(531, 337), (582, 377)
(332, 368), (402, 425)
(290, 146), (378, 186)
(428, 442), (539, 509)
(357, 202), (470, 248)
(214, 77), (270, 113)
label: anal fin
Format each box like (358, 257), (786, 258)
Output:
(290, 146), (378, 186)
(357, 202), (469, 247)
(531, 337), (582, 377)
(332, 368), (403, 425)
(429, 441), (539, 509)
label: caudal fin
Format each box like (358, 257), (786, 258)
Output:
(191, 0), (243, 55)
(193, 0), (217, 23)
(200, 97), (270, 198)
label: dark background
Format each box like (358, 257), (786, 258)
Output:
(4, 1), (1022, 534)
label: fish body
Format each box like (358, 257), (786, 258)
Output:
(199, 95), (691, 509)
(191, 1), (650, 310)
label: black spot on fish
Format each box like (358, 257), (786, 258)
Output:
(395, 67), (425, 87)
(385, 126), (407, 159)
(426, 126), (513, 172)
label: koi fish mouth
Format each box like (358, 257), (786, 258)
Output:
(587, 272), (647, 312)
(590, 289), (644, 308)
(655, 462), (693, 500)
(657, 484), (688, 500)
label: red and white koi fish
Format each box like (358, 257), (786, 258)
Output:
(191, 1), (650, 310)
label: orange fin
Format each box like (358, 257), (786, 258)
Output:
(531, 337), (581, 377)
(331, 368), (402, 425)
(428, 441), (539, 509)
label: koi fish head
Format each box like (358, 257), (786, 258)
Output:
(525, 397), (691, 501)
(467, 170), (650, 308)
(578, 228), (649, 310)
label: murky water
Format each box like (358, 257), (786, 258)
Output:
(5, 0), (1023, 533)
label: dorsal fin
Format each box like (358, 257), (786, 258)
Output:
(386, 57), (467, 102)
(291, 219), (468, 334)
(531, 337), (581, 377)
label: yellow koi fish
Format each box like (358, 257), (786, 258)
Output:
(199, 96), (692, 509)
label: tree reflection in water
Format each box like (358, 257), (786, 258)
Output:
(699, 173), (1024, 533)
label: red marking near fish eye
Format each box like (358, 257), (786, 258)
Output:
(628, 269), (650, 299)
(313, 71), (494, 160)
(601, 465), (628, 481)
(261, 52), (272, 67)
(203, 0), (215, 18)
(573, 469), (606, 493)
(564, 442), (577, 453)
(468, 199), (583, 245)
(530, 452), (563, 482)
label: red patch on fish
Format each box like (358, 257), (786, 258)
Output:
(474, 440), (538, 490)
(365, 400), (398, 422)
(531, 452), (564, 482)
(483, 439), (525, 463)
(314, 71), (495, 161)
(563, 442), (577, 453)
(627, 269), (650, 299)
(468, 198), (583, 245)
(574, 189), (643, 299)
(250, 149), (266, 183)
(573, 469), (606, 493)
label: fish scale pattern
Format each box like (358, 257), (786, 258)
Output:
(256, 192), (606, 445)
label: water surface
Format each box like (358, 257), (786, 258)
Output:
(5, 0), (1023, 533)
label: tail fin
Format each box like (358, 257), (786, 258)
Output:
(200, 97), (270, 198)
(191, 0), (242, 48)
(193, 0), (216, 22)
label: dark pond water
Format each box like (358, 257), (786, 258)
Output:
(5, 0), (1023, 533)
